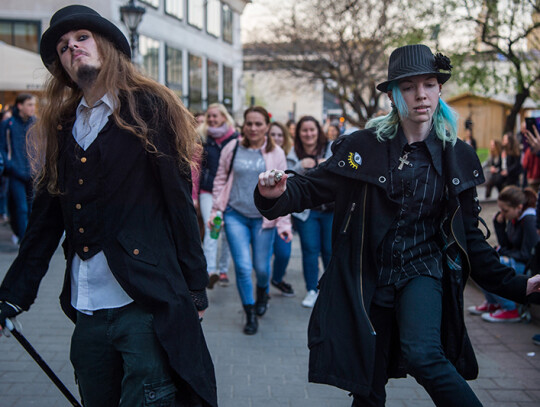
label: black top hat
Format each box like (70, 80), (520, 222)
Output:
(40, 5), (131, 73)
(376, 44), (451, 92)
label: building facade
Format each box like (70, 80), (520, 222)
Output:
(0, 0), (249, 117)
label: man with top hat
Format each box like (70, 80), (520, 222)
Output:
(254, 44), (540, 406)
(0, 5), (216, 407)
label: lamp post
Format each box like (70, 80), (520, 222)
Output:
(120, 0), (146, 62)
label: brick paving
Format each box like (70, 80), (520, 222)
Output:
(0, 187), (539, 406)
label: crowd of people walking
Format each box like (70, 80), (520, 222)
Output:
(0, 6), (539, 405)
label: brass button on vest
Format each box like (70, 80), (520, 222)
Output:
(78, 228), (84, 234)
(75, 204), (82, 210)
(81, 157), (87, 163)
(83, 246), (89, 253)
(133, 249), (140, 255)
(78, 179), (84, 185)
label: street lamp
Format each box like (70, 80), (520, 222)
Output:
(120, 0), (146, 61)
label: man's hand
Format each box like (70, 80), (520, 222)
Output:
(258, 170), (288, 199)
(0, 301), (22, 335)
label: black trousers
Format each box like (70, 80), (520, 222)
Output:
(353, 276), (483, 407)
(70, 303), (176, 407)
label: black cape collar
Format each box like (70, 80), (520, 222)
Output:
(324, 128), (484, 196)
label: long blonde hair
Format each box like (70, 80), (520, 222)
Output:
(197, 103), (235, 143)
(29, 33), (200, 194)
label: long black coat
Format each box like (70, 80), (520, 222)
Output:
(0, 93), (217, 406)
(255, 128), (538, 396)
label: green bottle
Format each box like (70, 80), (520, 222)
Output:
(210, 211), (223, 239)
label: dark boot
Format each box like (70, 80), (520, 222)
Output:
(243, 304), (258, 335)
(255, 286), (269, 316)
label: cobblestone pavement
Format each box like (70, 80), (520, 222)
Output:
(0, 192), (539, 407)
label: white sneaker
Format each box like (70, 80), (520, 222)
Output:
(302, 290), (318, 308)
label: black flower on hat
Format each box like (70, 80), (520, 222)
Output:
(434, 53), (452, 71)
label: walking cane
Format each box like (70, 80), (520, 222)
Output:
(5, 318), (83, 407)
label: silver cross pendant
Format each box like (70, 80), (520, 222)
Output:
(397, 151), (412, 170)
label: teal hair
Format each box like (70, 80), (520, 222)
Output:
(366, 81), (458, 147)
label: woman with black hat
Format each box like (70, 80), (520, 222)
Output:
(254, 44), (540, 406)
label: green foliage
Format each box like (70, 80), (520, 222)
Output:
(476, 147), (489, 164)
(440, 0), (540, 131)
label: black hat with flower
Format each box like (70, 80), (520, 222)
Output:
(376, 44), (452, 92)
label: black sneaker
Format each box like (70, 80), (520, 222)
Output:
(271, 280), (295, 297)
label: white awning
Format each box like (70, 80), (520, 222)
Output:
(0, 41), (48, 91)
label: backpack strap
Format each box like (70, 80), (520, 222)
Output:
(227, 139), (240, 180)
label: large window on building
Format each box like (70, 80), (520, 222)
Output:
(222, 4), (233, 44)
(0, 20), (40, 52)
(166, 46), (183, 99)
(223, 65), (233, 111)
(166, 0), (184, 20)
(189, 53), (203, 111)
(206, 0), (221, 37)
(140, 36), (160, 81)
(207, 60), (219, 105)
(188, 0), (204, 30)
(140, 0), (159, 8)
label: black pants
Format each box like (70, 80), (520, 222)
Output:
(70, 303), (176, 407)
(353, 276), (483, 407)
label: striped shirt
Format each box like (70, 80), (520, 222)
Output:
(377, 129), (445, 287)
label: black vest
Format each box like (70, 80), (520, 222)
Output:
(61, 133), (105, 260)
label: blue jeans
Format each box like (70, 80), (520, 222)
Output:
(224, 207), (275, 305)
(354, 277), (482, 407)
(0, 175), (9, 216)
(293, 210), (333, 291)
(271, 228), (292, 283)
(483, 256), (526, 311)
(7, 177), (33, 239)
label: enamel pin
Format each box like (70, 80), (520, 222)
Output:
(348, 152), (362, 169)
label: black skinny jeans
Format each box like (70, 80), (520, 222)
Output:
(353, 276), (483, 407)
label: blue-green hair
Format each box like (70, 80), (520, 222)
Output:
(366, 81), (458, 147)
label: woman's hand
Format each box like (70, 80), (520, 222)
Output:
(490, 166), (497, 174)
(207, 211), (224, 229)
(525, 127), (540, 154)
(279, 230), (292, 243)
(301, 157), (317, 169)
(526, 274), (540, 296)
(501, 169), (508, 176)
(258, 169), (288, 199)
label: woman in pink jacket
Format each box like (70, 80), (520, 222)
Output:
(210, 106), (291, 335)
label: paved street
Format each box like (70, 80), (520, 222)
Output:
(0, 192), (539, 406)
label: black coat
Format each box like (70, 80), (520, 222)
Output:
(0, 93), (217, 407)
(255, 129), (538, 396)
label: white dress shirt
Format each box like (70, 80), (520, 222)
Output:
(70, 94), (133, 314)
